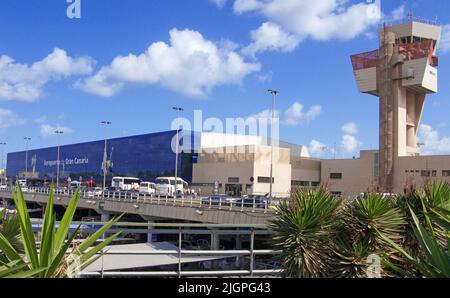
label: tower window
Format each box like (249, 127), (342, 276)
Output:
(258, 176), (274, 184)
(330, 173), (343, 179)
(421, 170), (431, 177)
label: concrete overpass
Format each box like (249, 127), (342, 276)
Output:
(0, 188), (277, 225)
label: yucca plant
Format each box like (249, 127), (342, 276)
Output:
(343, 194), (405, 253)
(396, 181), (450, 254)
(0, 184), (123, 278)
(329, 237), (375, 278)
(380, 198), (450, 278)
(0, 209), (24, 267)
(269, 187), (341, 278)
(330, 193), (405, 277)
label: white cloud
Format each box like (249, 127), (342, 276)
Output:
(0, 109), (26, 129)
(0, 48), (94, 102)
(40, 124), (74, 137)
(246, 108), (280, 123)
(440, 24), (450, 54)
(417, 124), (450, 155)
(341, 122), (358, 135)
(246, 101), (321, 126)
(341, 134), (362, 153)
(210, 0), (227, 8)
(283, 102), (321, 126)
(308, 139), (328, 158)
(231, 0), (381, 54)
(57, 113), (65, 120)
(80, 28), (260, 98)
(233, 0), (263, 14)
(304, 105), (322, 123)
(242, 22), (301, 56)
(390, 5), (405, 22)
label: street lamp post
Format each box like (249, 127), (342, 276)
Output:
(172, 107), (184, 197)
(55, 130), (64, 188)
(267, 89), (279, 200)
(0, 142), (6, 184)
(101, 121), (112, 196)
(24, 137), (31, 182)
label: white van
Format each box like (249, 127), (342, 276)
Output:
(139, 182), (156, 195)
(155, 177), (188, 196)
(111, 177), (141, 191)
(17, 179), (27, 187)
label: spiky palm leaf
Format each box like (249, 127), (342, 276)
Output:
(0, 184), (123, 278)
(344, 193), (405, 254)
(0, 210), (23, 257)
(329, 193), (406, 277)
(396, 181), (450, 255)
(330, 237), (377, 278)
(380, 200), (450, 278)
(269, 188), (341, 278)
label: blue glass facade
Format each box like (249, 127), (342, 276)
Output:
(6, 130), (199, 183)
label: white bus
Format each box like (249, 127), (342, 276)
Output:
(111, 177), (141, 191)
(155, 177), (188, 196)
(139, 182), (156, 195)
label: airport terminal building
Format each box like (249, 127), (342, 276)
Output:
(6, 130), (317, 198)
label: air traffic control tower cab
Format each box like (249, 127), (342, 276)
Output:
(350, 17), (441, 192)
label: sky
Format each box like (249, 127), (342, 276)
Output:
(1, 0), (450, 164)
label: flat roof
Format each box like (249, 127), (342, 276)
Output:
(82, 242), (227, 272)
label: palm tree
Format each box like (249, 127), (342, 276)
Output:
(380, 194), (450, 277)
(269, 187), (341, 278)
(396, 181), (449, 254)
(330, 193), (405, 277)
(0, 209), (23, 261)
(0, 185), (123, 278)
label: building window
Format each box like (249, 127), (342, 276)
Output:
(330, 173), (343, 179)
(421, 170), (431, 177)
(432, 170), (437, 177)
(291, 180), (309, 187)
(331, 192), (342, 198)
(311, 182), (320, 187)
(228, 177), (239, 183)
(443, 170), (450, 177)
(257, 176), (274, 184)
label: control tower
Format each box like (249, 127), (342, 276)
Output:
(350, 18), (441, 192)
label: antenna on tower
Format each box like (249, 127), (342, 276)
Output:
(407, 10), (413, 22)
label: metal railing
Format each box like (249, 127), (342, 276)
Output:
(29, 221), (283, 278)
(2, 186), (280, 214)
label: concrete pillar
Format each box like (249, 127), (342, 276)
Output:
(100, 213), (110, 222)
(235, 235), (242, 267)
(147, 221), (156, 243)
(211, 232), (220, 250)
(100, 213), (111, 240)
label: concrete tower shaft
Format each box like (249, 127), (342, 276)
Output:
(351, 20), (441, 192)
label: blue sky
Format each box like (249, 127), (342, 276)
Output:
(0, 0), (450, 163)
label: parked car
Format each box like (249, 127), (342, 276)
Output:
(0, 184), (8, 191)
(202, 194), (233, 206)
(236, 195), (271, 208)
(85, 187), (103, 198)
